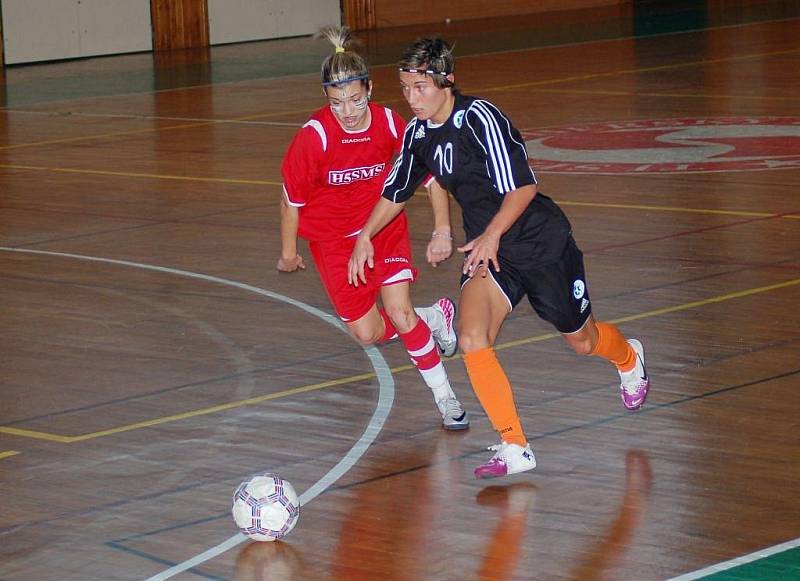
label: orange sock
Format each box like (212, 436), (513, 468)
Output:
(591, 321), (636, 372)
(463, 347), (527, 446)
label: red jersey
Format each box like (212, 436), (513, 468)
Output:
(282, 102), (406, 242)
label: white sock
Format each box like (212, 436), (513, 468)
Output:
(419, 363), (456, 402)
(414, 306), (442, 333)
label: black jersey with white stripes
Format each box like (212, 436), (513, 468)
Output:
(383, 92), (572, 267)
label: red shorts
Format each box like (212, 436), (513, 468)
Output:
(309, 213), (417, 322)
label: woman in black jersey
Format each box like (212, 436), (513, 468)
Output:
(349, 37), (650, 479)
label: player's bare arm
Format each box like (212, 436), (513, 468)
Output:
(426, 179), (453, 267)
(277, 193), (306, 272)
(347, 197), (406, 286)
(459, 184), (538, 277)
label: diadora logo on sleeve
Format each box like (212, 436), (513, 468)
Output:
(329, 163), (386, 185)
(523, 117), (800, 173)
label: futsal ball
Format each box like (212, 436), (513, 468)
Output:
(232, 473), (300, 542)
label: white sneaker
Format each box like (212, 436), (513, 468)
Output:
(437, 397), (470, 431)
(431, 297), (458, 357)
(619, 339), (650, 411)
(474, 442), (536, 479)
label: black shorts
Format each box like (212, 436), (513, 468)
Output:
(460, 236), (592, 334)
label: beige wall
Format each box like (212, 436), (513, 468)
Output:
(370, 0), (626, 28)
(1, 0), (151, 64)
(208, 0), (340, 45)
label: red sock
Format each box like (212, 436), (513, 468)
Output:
(397, 319), (440, 371)
(378, 309), (399, 343)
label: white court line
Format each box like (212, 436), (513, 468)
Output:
(666, 537), (800, 580)
(0, 246), (395, 580)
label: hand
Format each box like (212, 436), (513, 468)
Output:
(458, 232), (500, 278)
(277, 254), (306, 273)
(348, 235), (374, 287)
(426, 231), (453, 267)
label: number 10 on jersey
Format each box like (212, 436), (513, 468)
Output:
(434, 142), (453, 175)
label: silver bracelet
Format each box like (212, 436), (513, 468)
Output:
(431, 230), (453, 240)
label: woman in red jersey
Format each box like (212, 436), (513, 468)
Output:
(278, 26), (469, 430)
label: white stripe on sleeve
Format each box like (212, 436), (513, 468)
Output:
(282, 184), (305, 207)
(303, 119), (327, 152)
(470, 100), (514, 192)
(384, 107), (398, 139)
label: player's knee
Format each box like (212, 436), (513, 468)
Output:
(457, 324), (491, 353)
(568, 336), (594, 356)
(384, 304), (416, 333)
(351, 326), (381, 346)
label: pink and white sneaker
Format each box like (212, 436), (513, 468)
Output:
(619, 339), (650, 410)
(474, 442), (537, 479)
(431, 297), (458, 357)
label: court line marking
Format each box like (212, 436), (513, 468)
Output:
(7, 81), (800, 129)
(0, 107), (310, 151)
(1, 159), (798, 221)
(2, 44), (798, 152)
(666, 537), (800, 580)
(3, 245), (799, 443)
(145, 355), (395, 581)
(525, 86), (800, 102)
(559, 201), (800, 221)
(476, 47), (800, 94)
(0, 375), (380, 444)
(0, 109), (304, 126)
(0, 163), (282, 186)
(0, 246), (396, 580)
(145, 279), (800, 580)
(0, 451), (20, 460)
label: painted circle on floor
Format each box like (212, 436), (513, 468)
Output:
(523, 117), (800, 173)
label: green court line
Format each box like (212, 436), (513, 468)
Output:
(668, 539), (800, 580)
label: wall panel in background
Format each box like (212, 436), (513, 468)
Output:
(1, 0), (151, 64)
(207, 0), (339, 45)
(369, 0), (625, 28)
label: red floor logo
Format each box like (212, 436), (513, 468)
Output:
(523, 117), (800, 173)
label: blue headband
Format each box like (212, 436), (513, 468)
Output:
(322, 74), (370, 87)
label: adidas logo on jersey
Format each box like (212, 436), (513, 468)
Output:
(414, 125), (426, 139)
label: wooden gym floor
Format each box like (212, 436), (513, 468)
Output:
(2, 1), (800, 579)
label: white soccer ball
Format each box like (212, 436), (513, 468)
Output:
(232, 473), (300, 542)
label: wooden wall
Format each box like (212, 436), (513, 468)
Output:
(342, 0), (376, 31)
(0, 11), (4, 66)
(151, 0), (209, 51)
(346, 0), (626, 29)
